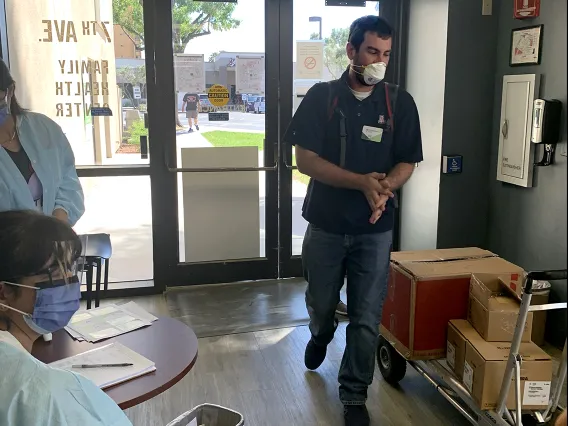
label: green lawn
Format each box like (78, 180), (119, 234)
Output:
(202, 131), (310, 185)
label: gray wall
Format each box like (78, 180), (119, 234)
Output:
(436, 1), (499, 248)
(402, 0), (567, 346)
(486, 0), (567, 347)
(400, 0), (449, 250)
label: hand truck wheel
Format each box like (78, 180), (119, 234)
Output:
(377, 335), (407, 385)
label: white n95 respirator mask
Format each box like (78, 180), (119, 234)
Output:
(352, 62), (387, 86)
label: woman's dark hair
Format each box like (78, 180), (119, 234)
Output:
(0, 210), (82, 284)
(348, 16), (394, 52)
(9, 95), (26, 116)
(0, 58), (26, 116)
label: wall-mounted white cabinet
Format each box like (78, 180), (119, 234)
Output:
(496, 74), (540, 187)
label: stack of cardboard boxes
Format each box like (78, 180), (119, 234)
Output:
(446, 274), (553, 411)
(379, 247), (553, 411)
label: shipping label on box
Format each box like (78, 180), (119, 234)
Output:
(447, 320), (483, 379)
(446, 341), (456, 369)
(523, 381), (551, 406)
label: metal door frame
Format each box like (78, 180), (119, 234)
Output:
(149, 0), (280, 289)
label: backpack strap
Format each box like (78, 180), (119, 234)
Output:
(326, 80), (348, 169)
(385, 82), (400, 209)
(338, 109), (347, 168)
(327, 80), (340, 121)
(384, 82), (399, 132)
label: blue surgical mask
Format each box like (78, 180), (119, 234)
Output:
(0, 276), (81, 334)
(0, 93), (12, 126)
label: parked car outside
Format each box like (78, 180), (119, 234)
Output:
(245, 95), (260, 113)
(254, 96), (265, 114)
(198, 94), (213, 112)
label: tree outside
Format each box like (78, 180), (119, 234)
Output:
(113, 0), (241, 53)
(322, 28), (349, 80)
(116, 66), (146, 105)
(112, 0), (242, 126)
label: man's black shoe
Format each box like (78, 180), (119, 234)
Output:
(304, 339), (327, 370)
(305, 318), (339, 370)
(344, 405), (370, 426)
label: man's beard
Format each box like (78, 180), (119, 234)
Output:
(351, 60), (374, 87)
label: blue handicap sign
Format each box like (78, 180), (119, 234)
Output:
(443, 155), (463, 174)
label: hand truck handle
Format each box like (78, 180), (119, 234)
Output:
(524, 269), (568, 294)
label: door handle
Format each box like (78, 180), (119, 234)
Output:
(281, 142), (298, 170)
(501, 120), (509, 139)
(167, 165), (277, 173)
(165, 139), (277, 173)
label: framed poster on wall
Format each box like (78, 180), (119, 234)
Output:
(510, 25), (543, 66)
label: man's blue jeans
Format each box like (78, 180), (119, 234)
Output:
(302, 224), (392, 405)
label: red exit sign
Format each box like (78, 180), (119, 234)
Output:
(514, 0), (541, 19)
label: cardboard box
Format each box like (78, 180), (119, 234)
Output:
(499, 274), (526, 300)
(530, 291), (550, 346)
(380, 248), (524, 360)
(463, 339), (552, 410)
(447, 320), (483, 379)
(468, 274), (533, 342)
(468, 296), (533, 342)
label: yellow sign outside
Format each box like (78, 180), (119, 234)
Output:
(208, 84), (230, 107)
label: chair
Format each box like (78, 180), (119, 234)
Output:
(78, 234), (112, 309)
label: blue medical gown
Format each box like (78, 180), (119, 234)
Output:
(0, 342), (133, 426)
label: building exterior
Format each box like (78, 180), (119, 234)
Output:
(114, 24), (141, 59)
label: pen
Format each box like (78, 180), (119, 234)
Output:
(72, 363), (134, 368)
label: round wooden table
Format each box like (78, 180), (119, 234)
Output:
(32, 316), (198, 410)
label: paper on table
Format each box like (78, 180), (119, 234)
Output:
(49, 342), (156, 389)
(65, 302), (157, 342)
(119, 301), (158, 323)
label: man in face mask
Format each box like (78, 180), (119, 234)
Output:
(284, 16), (423, 426)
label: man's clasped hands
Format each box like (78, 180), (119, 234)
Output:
(358, 173), (394, 225)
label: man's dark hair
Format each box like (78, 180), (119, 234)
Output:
(348, 16), (393, 52)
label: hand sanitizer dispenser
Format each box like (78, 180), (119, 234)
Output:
(531, 99), (562, 166)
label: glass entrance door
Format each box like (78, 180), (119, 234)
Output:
(149, 0), (405, 288)
(150, 0), (280, 287)
(278, 0), (382, 277)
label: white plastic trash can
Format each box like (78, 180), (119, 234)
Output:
(166, 404), (244, 426)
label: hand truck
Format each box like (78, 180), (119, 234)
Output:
(377, 269), (567, 425)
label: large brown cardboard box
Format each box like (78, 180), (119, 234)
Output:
(468, 274), (533, 342)
(447, 320), (483, 380)
(380, 248), (524, 360)
(463, 339), (552, 410)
